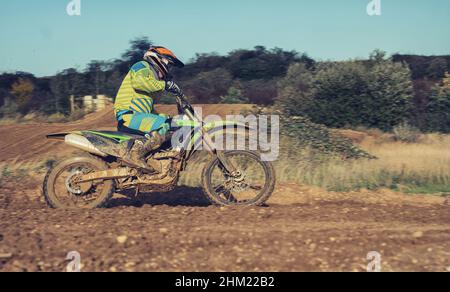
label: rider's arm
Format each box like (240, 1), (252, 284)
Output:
(130, 66), (166, 93)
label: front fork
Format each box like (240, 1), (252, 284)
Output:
(184, 109), (238, 176)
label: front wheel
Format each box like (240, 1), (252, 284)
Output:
(201, 151), (276, 206)
(43, 155), (115, 209)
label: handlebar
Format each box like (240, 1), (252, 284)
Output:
(176, 93), (194, 115)
(175, 93), (204, 124)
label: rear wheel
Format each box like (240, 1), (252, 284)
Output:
(201, 150), (276, 206)
(43, 155), (115, 209)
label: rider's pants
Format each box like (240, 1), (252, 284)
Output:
(117, 111), (170, 136)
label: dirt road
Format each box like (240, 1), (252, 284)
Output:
(1, 180), (448, 272)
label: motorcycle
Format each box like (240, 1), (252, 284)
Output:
(43, 94), (276, 209)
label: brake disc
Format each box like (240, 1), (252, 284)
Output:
(225, 171), (250, 193)
(65, 169), (93, 195)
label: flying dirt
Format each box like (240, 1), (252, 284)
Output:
(0, 105), (449, 272)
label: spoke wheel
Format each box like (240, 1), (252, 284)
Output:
(43, 156), (115, 209)
(202, 151), (276, 206)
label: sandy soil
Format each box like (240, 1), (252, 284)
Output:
(0, 180), (448, 272)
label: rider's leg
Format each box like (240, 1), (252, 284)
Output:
(119, 113), (170, 169)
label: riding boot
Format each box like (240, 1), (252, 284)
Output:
(143, 131), (167, 153)
(121, 140), (148, 169)
(121, 132), (167, 169)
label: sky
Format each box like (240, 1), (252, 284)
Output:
(0, 0), (449, 77)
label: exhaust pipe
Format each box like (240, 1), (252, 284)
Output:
(65, 134), (107, 157)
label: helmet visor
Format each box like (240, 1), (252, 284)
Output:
(154, 47), (184, 68)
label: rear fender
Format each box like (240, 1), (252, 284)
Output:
(46, 132), (108, 157)
(46, 132), (80, 141)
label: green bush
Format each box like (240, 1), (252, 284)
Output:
(277, 51), (414, 131)
(281, 115), (376, 160)
(393, 122), (420, 143)
(423, 73), (450, 133)
(220, 86), (250, 104)
(251, 106), (376, 160)
(0, 99), (19, 118)
(46, 113), (68, 123)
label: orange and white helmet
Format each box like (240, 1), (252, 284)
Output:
(144, 46), (184, 78)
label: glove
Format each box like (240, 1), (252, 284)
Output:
(165, 80), (182, 96)
(164, 74), (174, 82)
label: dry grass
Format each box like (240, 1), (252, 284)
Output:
(274, 134), (450, 194)
(0, 116), (21, 126)
(176, 133), (450, 195)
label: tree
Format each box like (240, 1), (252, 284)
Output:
(0, 72), (36, 112)
(10, 78), (35, 114)
(366, 56), (414, 130)
(242, 79), (278, 105)
(426, 58), (448, 80)
(120, 37), (153, 71)
(409, 78), (435, 129)
(173, 53), (228, 81)
(310, 61), (370, 128)
(276, 63), (315, 116)
(0, 98), (18, 117)
(0, 87), (9, 108)
(369, 49), (387, 64)
(227, 46), (303, 80)
(393, 54), (450, 80)
(277, 51), (414, 131)
(49, 69), (85, 114)
(424, 72), (450, 132)
(85, 61), (108, 96)
(182, 68), (233, 103)
(104, 69), (123, 100)
(220, 86), (249, 104)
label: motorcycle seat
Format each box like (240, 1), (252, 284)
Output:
(95, 130), (145, 139)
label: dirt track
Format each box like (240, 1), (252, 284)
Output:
(0, 179), (449, 272)
(0, 105), (449, 272)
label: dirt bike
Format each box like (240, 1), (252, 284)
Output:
(43, 94), (276, 209)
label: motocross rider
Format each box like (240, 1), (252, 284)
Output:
(114, 46), (184, 168)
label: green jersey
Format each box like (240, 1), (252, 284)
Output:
(114, 61), (166, 115)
